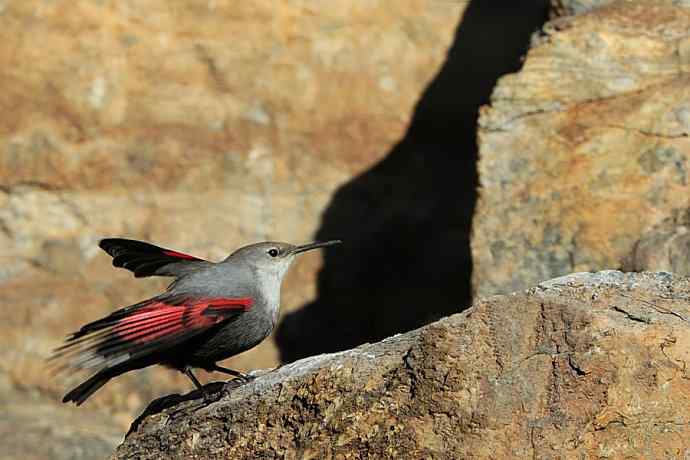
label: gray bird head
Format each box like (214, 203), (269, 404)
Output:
(224, 240), (341, 280)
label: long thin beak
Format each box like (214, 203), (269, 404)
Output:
(290, 240), (342, 255)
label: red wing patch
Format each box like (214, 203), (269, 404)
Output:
(51, 295), (253, 373)
(162, 250), (202, 261)
(115, 298), (253, 343)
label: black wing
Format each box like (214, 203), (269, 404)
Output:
(99, 238), (209, 278)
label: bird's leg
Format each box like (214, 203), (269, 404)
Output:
(183, 366), (221, 403)
(209, 364), (255, 382)
(183, 366), (204, 390)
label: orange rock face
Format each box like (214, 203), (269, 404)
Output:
(0, 1), (461, 454)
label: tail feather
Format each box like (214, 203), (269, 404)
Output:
(62, 372), (112, 406)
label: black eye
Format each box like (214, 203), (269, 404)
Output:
(267, 248), (279, 257)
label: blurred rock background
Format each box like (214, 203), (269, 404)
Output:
(0, 1), (469, 457)
(4, 0), (690, 458)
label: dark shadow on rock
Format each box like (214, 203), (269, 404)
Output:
(276, 0), (550, 363)
(126, 379), (247, 437)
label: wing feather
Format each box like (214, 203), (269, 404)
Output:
(99, 238), (209, 278)
(51, 295), (253, 373)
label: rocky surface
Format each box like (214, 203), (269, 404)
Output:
(473, 0), (690, 297)
(115, 271), (690, 459)
(0, 389), (121, 460)
(8, 0), (690, 458)
(550, 0), (614, 16)
(0, 0), (462, 449)
(623, 208), (690, 276)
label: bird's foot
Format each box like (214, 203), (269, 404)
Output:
(234, 372), (256, 384)
(201, 388), (225, 404)
(221, 373), (256, 394)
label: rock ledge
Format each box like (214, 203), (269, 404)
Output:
(115, 271), (690, 459)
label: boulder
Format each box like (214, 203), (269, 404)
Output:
(115, 271), (690, 459)
(473, 0), (690, 297)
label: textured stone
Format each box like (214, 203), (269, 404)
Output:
(623, 208), (690, 275)
(550, 0), (615, 15)
(0, 391), (121, 460)
(473, 0), (690, 297)
(115, 271), (690, 459)
(0, 1), (462, 457)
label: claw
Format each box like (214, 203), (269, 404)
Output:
(201, 388), (223, 404)
(221, 373), (256, 394)
(234, 373), (256, 383)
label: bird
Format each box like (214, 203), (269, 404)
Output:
(50, 237), (341, 405)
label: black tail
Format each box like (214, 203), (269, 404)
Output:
(62, 372), (112, 406)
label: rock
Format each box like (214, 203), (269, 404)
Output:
(473, 0), (690, 297)
(623, 208), (690, 275)
(550, 0), (615, 16)
(0, 0), (462, 440)
(115, 271), (690, 459)
(0, 391), (122, 460)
